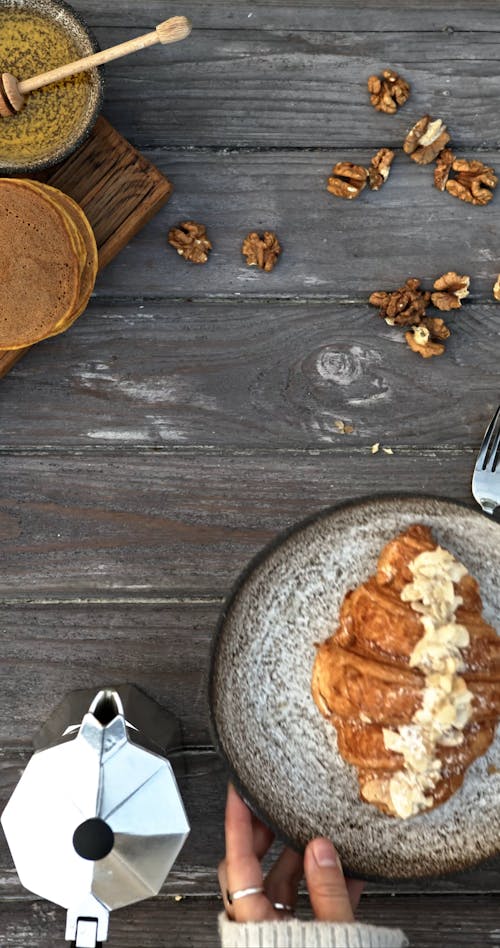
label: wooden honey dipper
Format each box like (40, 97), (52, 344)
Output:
(0, 15), (191, 117)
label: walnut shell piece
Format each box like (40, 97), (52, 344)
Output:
(493, 276), (500, 301)
(168, 221), (212, 264)
(368, 148), (395, 190)
(367, 69), (410, 114)
(403, 115), (450, 165)
(327, 162), (368, 199)
(431, 272), (470, 311)
(434, 148), (455, 191)
(241, 231), (281, 272)
(445, 159), (498, 206)
(421, 316), (451, 341)
(405, 325), (446, 358)
(369, 278), (430, 326)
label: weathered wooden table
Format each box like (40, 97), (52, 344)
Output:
(1, 1), (500, 945)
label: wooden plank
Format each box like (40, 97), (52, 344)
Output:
(0, 603), (218, 745)
(0, 450), (479, 597)
(1, 300), (498, 450)
(1, 604), (500, 900)
(1, 744), (500, 898)
(71, 149), (500, 302)
(74, 0), (500, 33)
(2, 893), (500, 947)
(60, 20), (500, 148)
(0, 118), (172, 379)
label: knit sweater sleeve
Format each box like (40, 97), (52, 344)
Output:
(219, 914), (409, 948)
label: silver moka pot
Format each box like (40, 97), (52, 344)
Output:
(1, 686), (190, 947)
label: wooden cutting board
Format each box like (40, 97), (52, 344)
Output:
(0, 116), (172, 378)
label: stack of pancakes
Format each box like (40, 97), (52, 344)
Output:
(0, 178), (97, 349)
(312, 525), (500, 816)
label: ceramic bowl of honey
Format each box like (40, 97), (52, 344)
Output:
(0, 0), (103, 174)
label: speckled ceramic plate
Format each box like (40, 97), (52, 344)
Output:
(209, 495), (500, 880)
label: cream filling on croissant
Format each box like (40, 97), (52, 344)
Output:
(382, 545), (474, 819)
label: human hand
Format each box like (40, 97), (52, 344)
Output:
(218, 784), (364, 923)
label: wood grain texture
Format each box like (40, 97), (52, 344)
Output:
(47, 118), (172, 269)
(0, 450), (478, 597)
(0, 118), (172, 379)
(0, 603), (217, 745)
(0, 601), (217, 748)
(2, 893), (500, 947)
(80, 149), (500, 302)
(61, 13), (500, 149)
(73, 0), (498, 35)
(0, 300), (497, 449)
(72, 0), (500, 33)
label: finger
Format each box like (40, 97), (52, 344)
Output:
(218, 859), (234, 918)
(225, 784), (263, 877)
(220, 788), (273, 910)
(225, 784), (258, 862)
(304, 838), (354, 922)
(225, 785), (277, 922)
(264, 847), (303, 911)
(251, 812), (275, 860)
(346, 877), (365, 912)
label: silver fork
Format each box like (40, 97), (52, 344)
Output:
(472, 406), (500, 516)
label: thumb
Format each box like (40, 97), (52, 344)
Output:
(304, 838), (354, 922)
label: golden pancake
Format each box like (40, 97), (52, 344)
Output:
(47, 197), (97, 332)
(15, 179), (88, 279)
(0, 178), (81, 348)
(0, 178), (99, 348)
(22, 181), (97, 335)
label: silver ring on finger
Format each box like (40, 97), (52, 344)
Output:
(227, 886), (264, 905)
(273, 901), (294, 913)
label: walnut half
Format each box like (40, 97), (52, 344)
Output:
(431, 272), (470, 311)
(242, 231), (281, 271)
(434, 148), (455, 191)
(445, 159), (498, 206)
(367, 69), (410, 114)
(327, 162), (368, 199)
(404, 115), (450, 165)
(369, 278), (430, 326)
(405, 322), (448, 359)
(168, 221), (212, 264)
(368, 148), (395, 190)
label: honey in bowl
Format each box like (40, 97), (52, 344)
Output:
(0, 0), (102, 173)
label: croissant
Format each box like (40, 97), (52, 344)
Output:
(312, 524), (500, 818)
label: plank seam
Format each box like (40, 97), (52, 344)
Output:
(132, 143), (500, 154)
(88, 294), (500, 307)
(95, 26), (500, 37)
(0, 596), (225, 605)
(0, 446), (477, 456)
(1, 890), (499, 903)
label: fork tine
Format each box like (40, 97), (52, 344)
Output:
(476, 406), (500, 471)
(488, 426), (500, 473)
